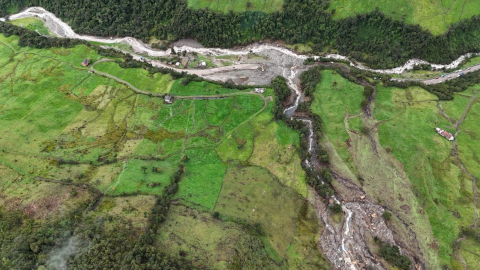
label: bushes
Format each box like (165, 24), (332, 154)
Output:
(379, 243), (411, 270)
(382, 210), (392, 221)
(300, 67), (322, 98)
(272, 76), (292, 119)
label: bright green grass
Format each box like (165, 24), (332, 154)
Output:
(222, 95), (264, 133)
(328, 0), (480, 35)
(458, 238), (480, 269)
(187, 0), (284, 13)
(205, 98), (234, 126)
(94, 61), (174, 93)
(169, 80), (242, 96)
(249, 107), (308, 197)
(107, 156), (181, 196)
(375, 85), (477, 266)
(275, 120), (300, 146)
(216, 123), (254, 161)
(175, 148), (227, 211)
(188, 99), (210, 134)
(311, 70), (364, 172)
(10, 17), (53, 36)
(455, 86), (480, 181)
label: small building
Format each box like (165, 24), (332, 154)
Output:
(254, 88), (265, 94)
(164, 95), (173, 104)
(435, 127), (454, 141)
(81, 59), (90, 67)
(200, 61), (207, 67)
(175, 62), (181, 66)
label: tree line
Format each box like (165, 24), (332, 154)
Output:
(2, 0), (480, 68)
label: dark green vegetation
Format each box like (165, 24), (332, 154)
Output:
(0, 34), (330, 269)
(3, 0), (480, 68)
(305, 65), (480, 269)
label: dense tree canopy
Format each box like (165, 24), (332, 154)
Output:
(1, 0), (480, 68)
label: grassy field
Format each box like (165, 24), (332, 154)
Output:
(307, 68), (480, 269)
(328, 0), (480, 35)
(214, 166), (329, 267)
(10, 17), (53, 36)
(94, 61), (174, 94)
(374, 85), (479, 268)
(187, 0), (284, 13)
(310, 70), (364, 175)
(0, 32), (328, 268)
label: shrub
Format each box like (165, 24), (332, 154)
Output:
(382, 210), (392, 221)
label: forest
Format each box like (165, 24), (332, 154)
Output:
(1, 0), (480, 68)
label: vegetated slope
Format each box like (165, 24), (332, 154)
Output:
(308, 67), (480, 269)
(3, 0), (480, 68)
(328, 0), (480, 35)
(0, 34), (330, 269)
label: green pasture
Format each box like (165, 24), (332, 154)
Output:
(157, 205), (281, 269)
(94, 61), (174, 94)
(187, 0), (284, 13)
(205, 97), (234, 126)
(249, 107), (308, 197)
(214, 166), (304, 259)
(169, 80), (243, 96)
(375, 85), (478, 267)
(328, 0), (480, 35)
(311, 70), (364, 173)
(107, 156), (182, 196)
(10, 17), (53, 36)
(175, 148), (227, 211)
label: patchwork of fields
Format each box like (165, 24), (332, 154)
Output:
(0, 34), (331, 268)
(311, 69), (480, 269)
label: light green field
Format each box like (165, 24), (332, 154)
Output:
(187, 0), (284, 13)
(375, 85), (479, 267)
(311, 70), (364, 174)
(307, 68), (480, 268)
(328, 0), (480, 35)
(10, 17), (53, 36)
(94, 61), (174, 94)
(0, 32), (326, 268)
(169, 80), (246, 96)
